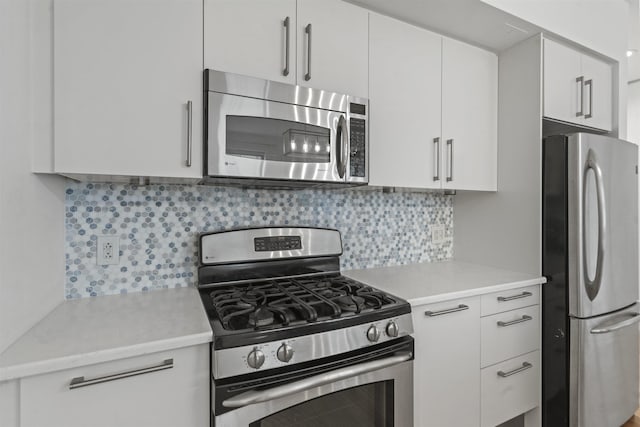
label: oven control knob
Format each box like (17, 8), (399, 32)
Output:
(276, 343), (294, 363)
(386, 321), (399, 338)
(366, 325), (381, 342)
(247, 348), (265, 369)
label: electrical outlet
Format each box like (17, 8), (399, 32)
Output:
(97, 236), (119, 265)
(431, 224), (446, 244)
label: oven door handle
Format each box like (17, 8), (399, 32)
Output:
(222, 351), (413, 408)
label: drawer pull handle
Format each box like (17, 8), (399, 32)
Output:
(497, 291), (532, 302)
(69, 359), (173, 390)
(425, 304), (469, 317)
(498, 362), (532, 378)
(497, 315), (533, 327)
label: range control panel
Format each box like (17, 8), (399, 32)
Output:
(254, 236), (302, 252)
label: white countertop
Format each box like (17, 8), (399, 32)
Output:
(0, 287), (212, 381)
(344, 260), (546, 306)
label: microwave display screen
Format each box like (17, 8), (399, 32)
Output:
(350, 103), (366, 115)
(226, 116), (331, 163)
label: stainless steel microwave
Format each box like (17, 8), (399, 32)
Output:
(203, 69), (368, 187)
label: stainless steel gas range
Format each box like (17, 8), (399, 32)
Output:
(197, 227), (414, 427)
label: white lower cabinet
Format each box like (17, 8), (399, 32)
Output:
(481, 351), (540, 427)
(413, 285), (541, 427)
(20, 345), (209, 427)
(413, 297), (481, 427)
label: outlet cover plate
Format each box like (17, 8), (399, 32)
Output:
(431, 224), (446, 244)
(97, 236), (119, 265)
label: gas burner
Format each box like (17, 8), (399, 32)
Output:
(241, 289), (266, 306)
(335, 295), (365, 312)
(248, 307), (275, 327)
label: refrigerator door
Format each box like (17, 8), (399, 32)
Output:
(569, 303), (640, 427)
(568, 133), (639, 318)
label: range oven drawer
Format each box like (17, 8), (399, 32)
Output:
(213, 337), (414, 427)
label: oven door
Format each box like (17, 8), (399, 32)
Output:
(206, 92), (348, 183)
(213, 338), (413, 427)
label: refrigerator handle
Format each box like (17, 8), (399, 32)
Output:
(583, 149), (606, 301)
(591, 313), (640, 334)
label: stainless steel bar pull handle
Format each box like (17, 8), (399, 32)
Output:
(583, 149), (606, 301)
(304, 24), (312, 81)
(498, 362), (532, 378)
(576, 76), (584, 117)
(497, 315), (532, 327)
(433, 137), (440, 181)
(446, 139), (454, 182)
(222, 351), (412, 408)
(186, 100), (193, 167)
(591, 312), (640, 334)
(425, 304), (468, 317)
(584, 79), (593, 119)
(283, 17), (290, 76)
(497, 291), (533, 302)
(69, 359), (173, 390)
(336, 115), (348, 179)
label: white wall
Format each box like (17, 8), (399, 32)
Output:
(0, 0), (65, 353)
(630, 81), (640, 144)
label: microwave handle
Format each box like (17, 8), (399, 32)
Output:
(336, 115), (348, 179)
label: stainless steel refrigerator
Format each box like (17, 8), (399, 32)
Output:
(543, 132), (640, 427)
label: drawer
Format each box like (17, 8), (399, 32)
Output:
(481, 285), (540, 316)
(20, 345), (209, 427)
(481, 351), (540, 427)
(481, 305), (539, 367)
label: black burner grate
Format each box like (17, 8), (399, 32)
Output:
(208, 275), (397, 332)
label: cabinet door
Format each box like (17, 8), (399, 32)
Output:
(413, 297), (481, 427)
(368, 13), (442, 189)
(0, 380), (18, 427)
(581, 54), (612, 131)
(296, 0), (368, 98)
(54, 0), (202, 179)
(543, 39), (583, 126)
(442, 38), (497, 191)
(204, 0), (296, 84)
(20, 345), (209, 427)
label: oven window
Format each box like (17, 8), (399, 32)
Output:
(226, 116), (331, 163)
(249, 381), (394, 427)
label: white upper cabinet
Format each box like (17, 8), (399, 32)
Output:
(204, 0), (368, 98)
(54, 0), (203, 180)
(580, 54), (612, 132)
(369, 13), (442, 189)
(204, 0), (296, 85)
(296, 0), (369, 98)
(543, 38), (612, 132)
(442, 38), (497, 191)
(543, 39), (582, 126)
(369, 13), (497, 191)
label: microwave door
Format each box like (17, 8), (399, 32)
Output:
(207, 92), (345, 183)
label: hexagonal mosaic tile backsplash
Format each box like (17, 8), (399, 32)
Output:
(65, 183), (453, 299)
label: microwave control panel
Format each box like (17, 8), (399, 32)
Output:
(349, 117), (366, 178)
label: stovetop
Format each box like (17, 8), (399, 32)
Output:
(197, 227), (412, 351)
(200, 273), (410, 349)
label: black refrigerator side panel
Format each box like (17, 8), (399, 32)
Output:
(542, 136), (569, 427)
